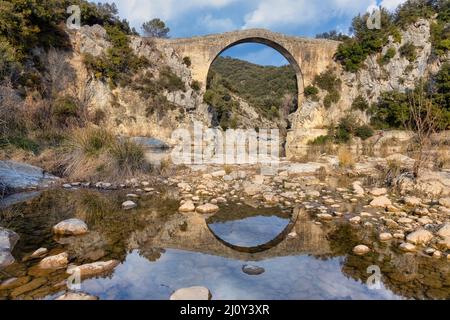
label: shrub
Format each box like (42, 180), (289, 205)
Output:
(109, 138), (146, 176)
(352, 95), (369, 111)
(69, 127), (114, 157)
(370, 90), (410, 128)
(308, 135), (331, 145)
(191, 80), (201, 91)
(355, 125), (374, 140)
(380, 47), (396, 65)
(183, 56), (192, 67)
(304, 85), (319, 98)
(323, 90), (341, 109)
(158, 67), (185, 92)
(314, 71), (341, 92)
(338, 147), (355, 168)
(52, 96), (79, 119)
(399, 42), (417, 62)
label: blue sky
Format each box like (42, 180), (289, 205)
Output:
(94, 0), (407, 66)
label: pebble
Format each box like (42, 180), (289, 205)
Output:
(379, 233), (393, 241)
(242, 264), (265, 275)
(122, 200), (137, 210)
(196, 203), (219, 214)
(353, 245), (370, 255)
(170, 286), (211, 300)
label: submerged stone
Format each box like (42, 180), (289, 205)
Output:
(170, 286), (211, 300)
(242, 264), (265, 275)
(53, 219), (88, 236)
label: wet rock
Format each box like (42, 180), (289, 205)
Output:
(10, 277), (47, 298)
(379, 233), (393, 241)
(178, 200), (195, 212)
(38, 252), (68, 269)
(242, 264), (265, 275)
(406, 229), (433, 245)
(56, 292), (98, 300)
(369, 188), (387, 196)
(170, 286), (211, 300)
(399, 242), (417, 252)
(53, 219), (88, 236)
(370, 196), (392, 208)
(353, 245), (370, 255)
(67, 260), (119, 278)
(437, 223), (450, 238)
(196, 203), (219, 214)
(0, 276), (30, 290)
(122, 200), (137, 210)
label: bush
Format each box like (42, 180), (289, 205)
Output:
(314, 71), (341, 92)
(183, 57), (192, 67)
(109, 138), (146, 176)
(52, 96), (79, 119)
(370, 90), (410, 128)
(338, 147), (355, 168)
(399, 42), (417, 62)
(304, 85), (319, 98)
(355, 125), (374, 140)
(158, 67), (185, 92)
(379, 47), (396, 65)
(308, 135), (331, 145)
(191, 80), (201, 92)
(351, 95), (369, 111)
(323, 90), (341, 109)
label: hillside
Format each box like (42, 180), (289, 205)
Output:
(205, 56), (297, 129)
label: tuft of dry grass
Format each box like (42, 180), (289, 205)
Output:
(338, 147), (355, 169)
(109, 138), (147, 177)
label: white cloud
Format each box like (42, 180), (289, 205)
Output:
(199, 15), (237, 33)
(380, 0), (407, 11)
(243, 0), (375, 29)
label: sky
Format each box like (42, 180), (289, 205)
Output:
(94, 0), (408, 66)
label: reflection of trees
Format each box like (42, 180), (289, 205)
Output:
(206, 205), (290, 224)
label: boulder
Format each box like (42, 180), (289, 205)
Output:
(242, 264), (265, 275)
(38, 252), (69, 269)
(53, 219), (88, 236)
(178, 200), (195, 212)
(67, 260), (119, 278)
(399, 242), (417, 252)
(439, 197), (450, 208)
(196, 203), (219, 214)
(406, 229), (433, 245)
(0, 227), (19, 268)
(403, 196), (421, 206)
(122, 200), (137, 210)
(170, 286), (211, 300)
(379, 233), (393, 241)
(369, 188), (387, 196)
(370, 196), (392, 208)
(56, 292), (98, 300)
(243, 182), (265, 196)
(437, 223), (450, 238)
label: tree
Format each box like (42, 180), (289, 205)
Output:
(141, 18), (170, 38)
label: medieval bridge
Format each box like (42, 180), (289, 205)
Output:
(155, 29), (340, 103)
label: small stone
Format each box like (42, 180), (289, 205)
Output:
(438, 197), (450, 208)
(393, 233), (405, 239)
(211, 170), (226, 177)
(196, 203), (219, 214)
(418, 216), (433, 225)
(31, 247), (48, 259)
(63, 184), (72, 189)
(178, 200), (195, 212)
(403, 196), (422, 206)
(399, 242), (416, 252)
(223, 175), (233, 181)
(360, 212), (372, 217)
(406, 229), (433, 245)
(433, 251), (442, 258)
(126, 194), (139, 198)
(369, 188), (387, 196)
(317, 213), (333, 221)
(287, 232), (297, 239)
(56, 292), (98, 300)
(379, 233), (393, 241)
(122, 200), (137, 210)
(170, 286), (211, 300)
(38, 252), (68, 269)
(370, 196), (392, 208)
(67, 260), (119, 278)
(53, 219), (88, 236)
(424, 247), (436, 254)
(398, 217), (414, 224)
(353, 245), (370, 255)
(352, 182), (364, 196)
(349, 216), (361, 224)
(0, 276), (30, 290)
(242, 264), (265, 275)
(263, 193), (279, 204)
(437, 223), (450, 238)
(10, 277), (47, 298)
(144, 187), (154, 192)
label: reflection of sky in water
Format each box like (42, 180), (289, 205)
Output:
(79, 249), (403, 300)
(207, 216), (289, 247)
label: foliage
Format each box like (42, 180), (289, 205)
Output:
(183, 56), (192, 67)
(158, 66), (185, 92)
(399, 42), (417, 62)
(314, 69), (341, 108)
(191, 80), (201, 91)
(315, 30), (350, 41)
(370, 90), (410, 128)
(351, 95), (370, 111)
(308, 135), (331, 145)
(304, 85), (319, 97)
(141, 18), (170, 38)
(355, 125), (374, 140)
(379, 47), (396, 65)
(109, 138), (146, 175)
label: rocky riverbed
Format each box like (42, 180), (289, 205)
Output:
(0, 157), (449, 300)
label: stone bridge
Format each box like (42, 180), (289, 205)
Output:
(155, 29), (340, 103)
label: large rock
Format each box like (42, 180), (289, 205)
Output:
(437, 223), (450, 238)
(370, 196), (392, 208)
(243, 182), (265, 196)
(0, 227), (19, 268)
(38, 252), (69, 269)
(439, 197), (450, 208)
(170, 286), (211, 300)
(56, 292), (98, 300)
(178, 200), (195, 212)
(67, 260), (119, 278)
(53, 219), (88, 236)
(406, 229), (433, 245)
(399, 242), (417, 252)
(196, 203), (219, 214)
(0, 160), (58, 193)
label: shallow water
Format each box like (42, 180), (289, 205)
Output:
(1, 188), (449, 300)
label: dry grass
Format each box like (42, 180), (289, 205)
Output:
(338, 147), (355, 169)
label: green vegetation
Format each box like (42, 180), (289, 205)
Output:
(314, 69), (341, 108)
(191, 80), (201, 92)
(399, 42), (417, 62)
(355, 125), (375, 140)
(379, 47), (396, 65)
(183, 57), (192, 67)
(304, 85), (319, 100)
(158, 66), (185, 92)
(206, 56), (297, 128)
(141, 18), (170, 38)
(351, 95), (370, 111)
(308, 135), (332, 146)
(334, 0), (450, 72)
(315, 30), (350, 41)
